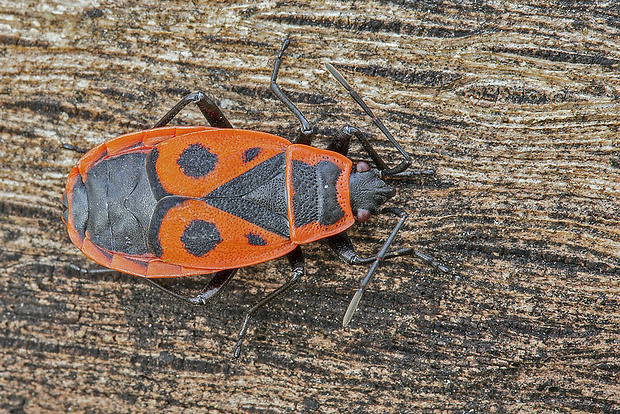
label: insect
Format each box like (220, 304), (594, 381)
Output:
(62, 38), (446, 357)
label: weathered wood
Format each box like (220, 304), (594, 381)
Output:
(1, 0), (619, 412)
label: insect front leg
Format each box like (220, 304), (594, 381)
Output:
(233, 246), (305, 358)
(328, 125), (386, 169)
(328, 232), (448, 272)
(326, 125), (354, 156)
(332, 208), (449, 327)
(328, 125), (436, 178)
(326, 63), (417, 177)
(327, 232), (416, 265)
(154, 91), (233, 129)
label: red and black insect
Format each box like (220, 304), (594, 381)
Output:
(62, 39), (446, 356)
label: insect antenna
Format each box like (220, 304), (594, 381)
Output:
(343, 207), (407, 327)
(325, 63), (411, 177)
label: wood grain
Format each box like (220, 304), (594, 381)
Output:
(1, 0), (619, 412)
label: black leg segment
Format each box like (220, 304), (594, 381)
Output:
(233, 245), (305, 358)
(339, 208), (449, 327)
(61, 143), (88, 154)
(68, 264), (239, 306)
(326, 126), (353, 156)
(326, 126), (434, 178)
(270, 37), (314, 143)
(327, 232), (420, 265)
(328, 232), (449, 270)
(68, 263), (117, 275)
(154, 91), (233, 129)
(325, 63), (413, 177)
(144, 269), (238, 305)
(328, 125), (389, 170)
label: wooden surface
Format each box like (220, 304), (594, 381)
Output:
(2, 0), (620, 412)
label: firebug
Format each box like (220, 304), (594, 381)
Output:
(62, 38), (447, 356)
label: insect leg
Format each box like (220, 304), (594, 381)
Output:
(233, 246), (305, 358)
(330, 125), (387, 168)
(326, 63), (413, 177)
(143, 269), (237, 305)
(342, 208), (407, 327)
(68, 263), (238, 304)
(328, 125), (435, 178)
(326, 125), (353, 155)
(327, 232), (417, 264)
(61, 143), (88, 153)
(270, 37), (314, 144)
(341, 207), (448, 327)
(67, 263), (117, 274)
(154, 92), (233, 129)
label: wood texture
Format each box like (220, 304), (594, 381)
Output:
(1, 1), (619, 412)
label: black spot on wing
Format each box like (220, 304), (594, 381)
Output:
(246, 232), (267, 246)
(177, 143), (217, 178)
(181, 220), (222, 257)
(242, 147), (261, 163)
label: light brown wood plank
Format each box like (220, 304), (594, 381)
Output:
(1, 1), (619, 412)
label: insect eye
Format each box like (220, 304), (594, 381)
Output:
(356, 161), (370, 173)
(356, 209), (371, 222)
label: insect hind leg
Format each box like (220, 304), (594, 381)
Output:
(68, 263), (116, 274)
(61, 143), (88, 153)
(154, 92), (233, 129)
(144, 269), (237, 305)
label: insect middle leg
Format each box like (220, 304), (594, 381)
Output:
(233, 246), (305, 358)
(270, 37), (314, 144)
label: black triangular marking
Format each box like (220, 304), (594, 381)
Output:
(205, 152), (290, 238)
